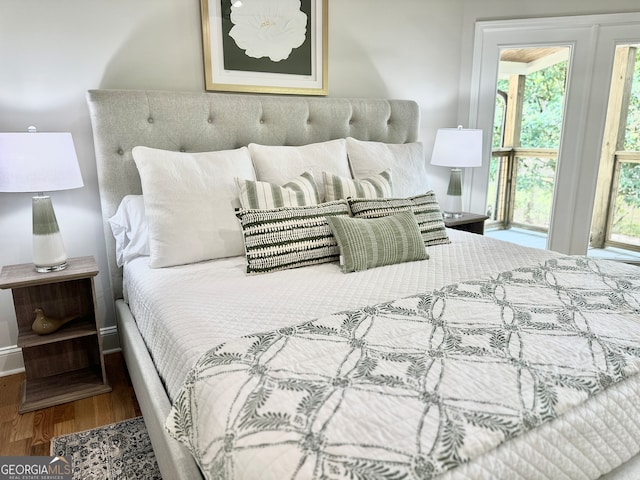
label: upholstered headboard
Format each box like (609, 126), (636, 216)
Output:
(86, 89), (420, 299)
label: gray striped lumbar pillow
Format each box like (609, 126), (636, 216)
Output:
(347, 191), (450, 246)
(327, 209), (429, 273)
(323, 169), (392, 201)
(236, 200), (350, 274)
(236, 171), (319, 209)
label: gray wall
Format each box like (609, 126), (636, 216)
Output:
(1, 0), (638, 374)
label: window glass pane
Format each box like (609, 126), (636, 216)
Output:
(610, 162), (640, 246)
(488, 81), (508, 222)
(623, 49), (640, 151)
(493, 80), (508, 148)
(487, 46), (569, 238)
(512, 156), (556, 229)
(486, 155), (501, 221)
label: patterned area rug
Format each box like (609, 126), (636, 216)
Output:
(51, 416), (161, 480)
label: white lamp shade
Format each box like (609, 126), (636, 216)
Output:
(430, 127), (483, 168)
(0, 130), (83, 272)
(0, 131), (83, 193)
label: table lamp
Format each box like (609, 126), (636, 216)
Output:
(430, 125), (482, 217)
(0, 127), (83, 272)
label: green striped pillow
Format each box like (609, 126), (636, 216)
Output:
(326, 210), (429, 273)
(347, 191), (450, 246)
(323, 170), (392, 201)
(236, 200), (350, 274)
(236, 171), (319, 209)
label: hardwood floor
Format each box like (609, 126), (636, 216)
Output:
(0, 352), (140, 456)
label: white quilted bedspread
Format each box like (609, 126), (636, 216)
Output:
(164, 256), (640, 480)
(124, 231), (640, 479)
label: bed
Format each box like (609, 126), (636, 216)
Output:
(86, 89), (640, 480)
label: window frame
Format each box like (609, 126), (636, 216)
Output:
(468, 12), (640, 254)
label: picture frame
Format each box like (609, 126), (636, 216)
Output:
(200, 0), (328, 95)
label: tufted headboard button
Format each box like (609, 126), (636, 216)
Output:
(148, 117), (154, 124)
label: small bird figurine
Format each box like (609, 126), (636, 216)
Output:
(31, 308), (80, 335)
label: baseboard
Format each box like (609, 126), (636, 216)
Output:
(0, 345), (25, 377)
(0, 325), (121, 377)
(101, 325), (121, 353)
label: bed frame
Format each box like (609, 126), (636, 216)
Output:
(86, 89), (420, 479)
(87, 89), (640, 480)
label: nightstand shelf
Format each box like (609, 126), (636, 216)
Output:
(444, 212), (490, 235)
(20, 367), (109, 412)
(17, 317), (96, 348)
(0, 256), (111, 413)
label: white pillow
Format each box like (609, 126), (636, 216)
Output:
(346, 137), (430, 198)
(108, 195), (149, 267)
(132, 146), (255, 268)
(248, 139), (350, 202)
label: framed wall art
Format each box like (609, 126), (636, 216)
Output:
(200, 0), (328, 95)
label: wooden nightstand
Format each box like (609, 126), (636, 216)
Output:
(0, 256), (111, 413)
(444, 212), (490, 235)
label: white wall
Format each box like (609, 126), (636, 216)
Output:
(0, 0), (638, 375)
(0, 0), (207, 373)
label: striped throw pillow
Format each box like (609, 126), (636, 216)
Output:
(237, 171), (319, 209)
(236, 200), (350, 274)
(347, 191), (450, 246)
(323, 170), (392, 201)
(327, 210), (429, 273)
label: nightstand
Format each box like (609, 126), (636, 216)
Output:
(0, 256), (111, 413)
(444, 212), (490, 235)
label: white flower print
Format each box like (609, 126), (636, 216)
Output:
(229, 0), (307, 62)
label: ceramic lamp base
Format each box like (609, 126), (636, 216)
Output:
(442, 168), (464, 217)
(32, 195), (68, 273)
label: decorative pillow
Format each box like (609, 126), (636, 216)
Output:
(323, 169), (392, 201)
(236, 200), (350, 274)
(348, 191), (450, 246)
(132, 146), (255, 268)
(327, 210), (429, 273)
(346, 138), (430, 197)
(236, 171), (319, 209)
(108, 195), (149, 267)
(248, 139), (350, 202)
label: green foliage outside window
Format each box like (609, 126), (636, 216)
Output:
(520, 62), (567, 149)
(611, 162), (640, 243)
(624, 50), (640, 151)
(513, 61), (567, 228)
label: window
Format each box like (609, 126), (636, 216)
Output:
(591, 45), (640, 252)
(486, 48), (569, 238)
(470, 13), (640, 256)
